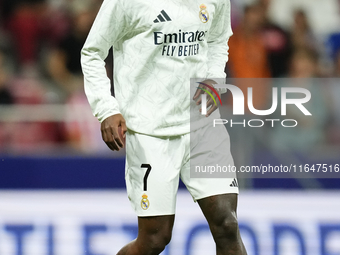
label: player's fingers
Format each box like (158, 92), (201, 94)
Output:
(196, 91), (207, 105)
(120, 120), (127, 139)
(101, 127), (118, 151)
(111, 126), (124, 149)
(193, 87), (204, 100)
(106, 141), (117, 151)
(206, 104), (218, 117)
(101, 122), (120, 151)
(100, 128), (106, 142)
(206, 97), (215, 108)
(196, 97), (202, 105)
(101, 129), (116, 151)
(107, 138), (120, 151)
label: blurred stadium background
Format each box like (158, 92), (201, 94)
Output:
(0, 0), (340, 254)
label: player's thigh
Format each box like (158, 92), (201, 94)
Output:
(181, 123), (238, 200)
(125, 130), (186, 216)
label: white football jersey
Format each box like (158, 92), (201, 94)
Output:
(81, 0), (232, 136)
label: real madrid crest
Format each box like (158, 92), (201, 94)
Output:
(199, 4), (209, 23)
(141, 194), (150, 210)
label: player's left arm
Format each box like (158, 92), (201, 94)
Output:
(194, 0), (232, 117)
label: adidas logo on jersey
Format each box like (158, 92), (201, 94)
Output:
(153, 10), (172, 23)
(230, 178), (238, 187)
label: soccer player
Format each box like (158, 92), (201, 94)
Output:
(81, 0), (247, 254)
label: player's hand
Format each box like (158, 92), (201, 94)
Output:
(101, 114), (127, 151)
(193, 79), (220, 117)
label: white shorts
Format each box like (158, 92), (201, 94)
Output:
(125, 124), (238, 216)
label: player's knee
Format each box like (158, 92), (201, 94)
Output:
(147, 232), (172, 253)
(211, 215), (239, 243)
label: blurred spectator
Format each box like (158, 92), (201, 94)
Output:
(42, 1), (98, 101)
(0, 0), (113, 154)
(7, 0), (46, 67)
(258, 0), (292, 77)
(39, 1), (71, 46)
(57, 0), (97, 75)
(228, 3), (270, 78)
(227, 3), (271, 112)
(289, 48), (319, 78)
(40, 0), (99, 101)
(44, 48), (83, 103)
(42, 0), (108, 153)
(291, 10), (319, 53)
(270, 48), (328, 152)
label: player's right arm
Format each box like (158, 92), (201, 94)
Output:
(81, 0), (130, 151)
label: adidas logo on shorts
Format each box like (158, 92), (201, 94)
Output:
(153, 10), (172, 23)
(230, 178), (238, 187)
